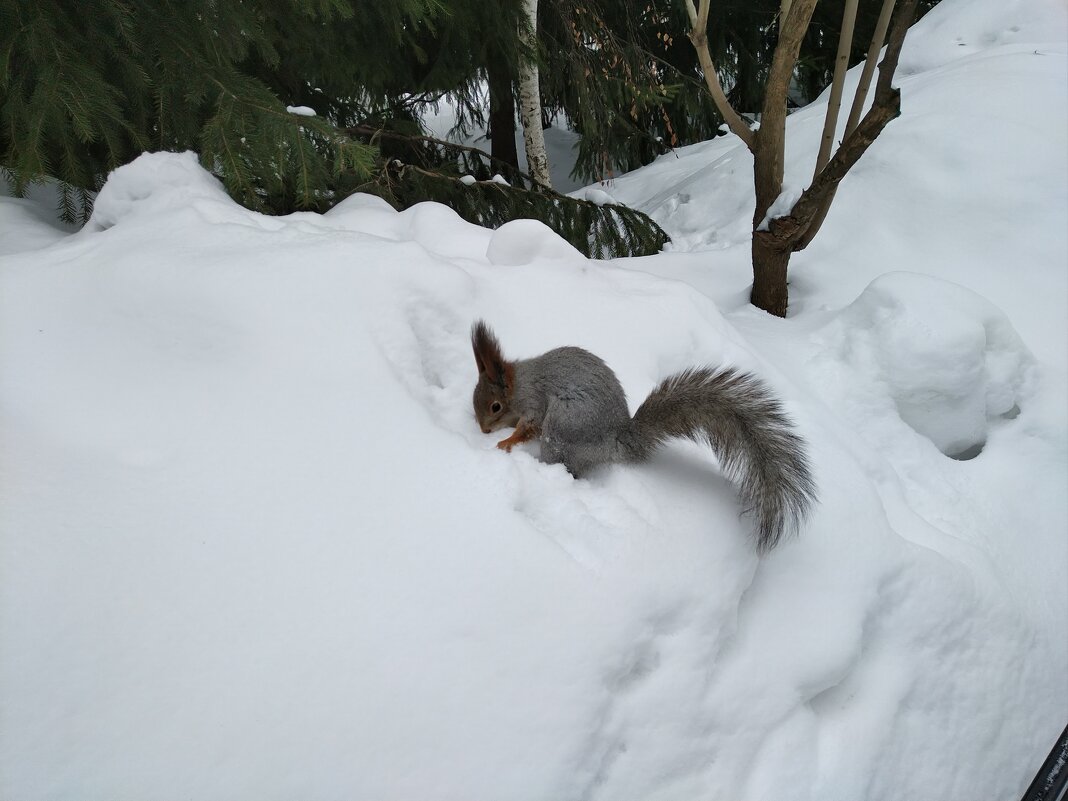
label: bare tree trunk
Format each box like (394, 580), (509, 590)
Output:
(749, 0), (818, 316)
(751, 234), (791, 317)
(487, 46), (519, 170)
(684, 0), (917, 317)
(518, 0), (551, 187)
(752, 0), (818, 227)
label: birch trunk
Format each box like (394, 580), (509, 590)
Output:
(518, 0), (551, 188)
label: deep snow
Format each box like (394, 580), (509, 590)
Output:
(2, 1), (1066, 799)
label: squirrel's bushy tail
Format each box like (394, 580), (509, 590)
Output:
(621, 367), (816, 553)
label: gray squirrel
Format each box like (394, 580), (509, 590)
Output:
(471, 320), (816, 552)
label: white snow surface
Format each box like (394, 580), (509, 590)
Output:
(2, 2), (1066, 800)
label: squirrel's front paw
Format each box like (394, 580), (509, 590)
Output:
(496, 438), (514, 452)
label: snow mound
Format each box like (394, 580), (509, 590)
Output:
(400, 201), (494, 261)
(486, 218), (584, 266)
(818, 273), (1033, 458)
(322, 196), (495, 260)
(583, 187), (616, 206)
(86, 151), (237, 231)
(900, 0), (1068, 73)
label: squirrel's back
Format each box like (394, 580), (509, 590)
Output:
(513, 347), (631, 429)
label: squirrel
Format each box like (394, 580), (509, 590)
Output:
(471, 320), (817, 552)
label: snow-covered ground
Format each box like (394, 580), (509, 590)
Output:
(1, 0), (1065, 799)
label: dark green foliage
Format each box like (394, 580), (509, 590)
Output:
(540, 0), (721, 182)
(0, 0), (437, 222)
(246, 0), (528, 132)
(355, 127), (669, 259)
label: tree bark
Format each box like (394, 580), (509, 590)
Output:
(752, 0), (819, 227)
(518, 0), (551, 187)
(751, 234), (791, 317)
(748, 0), (818, 316)
(486, 46), (519, 170)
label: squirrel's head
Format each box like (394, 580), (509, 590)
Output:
(471, 320), (519, 434)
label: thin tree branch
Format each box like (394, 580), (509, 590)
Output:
(684, 0), (755, 151)
(695, 0), (709, 36)
(814, 0), (859, 178)
(798, 0), (896, 247)
(761, 0), (819, 121)
(683, 0), (698, 28)
(784, 90), (901, 231)
(875, 0), (919, 100)
(790, 0), (919, 249)
(845, 0), (897, 137)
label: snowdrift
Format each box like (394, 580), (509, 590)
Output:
(1, 1), (1065, 799)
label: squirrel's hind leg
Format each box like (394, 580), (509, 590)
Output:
(539, 398), (617, 478)
(540, 438), (603, 478)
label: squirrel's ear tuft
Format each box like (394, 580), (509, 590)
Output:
(472, 320), (506, 381)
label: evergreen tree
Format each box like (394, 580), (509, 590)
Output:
(0, 0), (668, 258)
(0, 0), (404, 221)
(539, 0), (720, 182)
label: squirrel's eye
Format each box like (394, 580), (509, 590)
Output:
(491, 401), (502, 414)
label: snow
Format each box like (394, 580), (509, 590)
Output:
(86, 150), (240, 231)
(486, 218), (585, 266)
(756, 183), (803, 231)
(286, 105), (317, 117)
(0, 196), (70, 255)
(2, 1), (1066, 799)
(583, 187), (616, 206)
(817, 272), (1033, 458)
(0, 181), (81, 254)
